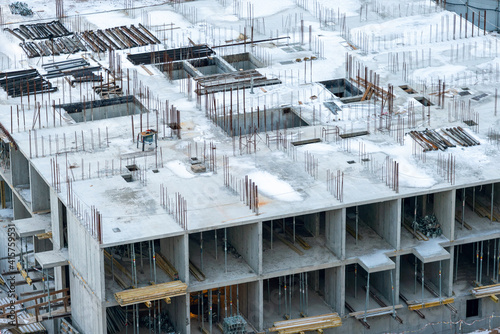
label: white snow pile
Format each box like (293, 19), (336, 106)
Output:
(166, 160), (195, 179)
(248, 171), (302, 202)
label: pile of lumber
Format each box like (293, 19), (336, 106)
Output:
(114, 281), (187, 307)
(269, 313), (342, 334)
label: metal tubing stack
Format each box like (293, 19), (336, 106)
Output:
(0, 69), (57, 97)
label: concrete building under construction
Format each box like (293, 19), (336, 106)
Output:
(0, 0), (500, 333)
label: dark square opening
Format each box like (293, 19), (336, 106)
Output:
(126, 164), (139, 172)
(466, 299), (479, 318)
(320, 79), (362, 98)
(415, 97), (434, 107)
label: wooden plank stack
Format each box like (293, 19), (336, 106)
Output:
(114, 281), (187, 307)
(269, 313), (342, 334)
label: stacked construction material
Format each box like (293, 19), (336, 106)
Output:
(0, 69), (57, 97)
(127, 44), (215, 65)
(3, 20), (86, 58)
(409, 127), (480, 151)
(269, 313), (342, 334)
(223, 315), (247, 334)
(8, 21), (71, 40)
(194, 69), (281, 95)
(9, 2), (33, 16)
(79, 24), (161, 53)
(43, 58), (101, 79)
(411, 214), (442, 238)
(114, 281), (187, 306)
(20, 35), (87, 58)
(471, 284), (500, 299)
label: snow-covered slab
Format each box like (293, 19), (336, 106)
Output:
(35, 248), (68, 269)
(358, 252), (395, 273)
(13, 214), (51, 238)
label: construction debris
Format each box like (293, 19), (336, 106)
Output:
(9, 2), (32, 16)
(411, 214), (442, 238)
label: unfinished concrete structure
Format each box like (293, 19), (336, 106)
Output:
(0, 0), (500, 333)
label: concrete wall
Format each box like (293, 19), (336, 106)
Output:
(325, 208), (345, 259)
(164, 294), (190, 334)
(30, 165), (50, 213)
(67, 211), (106, 333)
(371, 257), (399, 306)
(11, 148), (29, 187)
(160, 234), (189, 283)
(434, 190), (455, 241)
(360, 200), (400, 250)
(324, 265), (345, 316)
(247, 280), (263, 330)
(12, 193), (30, 219)
(227, 222), (261, 274)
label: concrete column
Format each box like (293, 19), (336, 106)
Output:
(227, 223), (261, 274)
(160, 234), (188, 282)
(325, 265), (345, 316)
(325, 208), (345, 260)
(434, 189), (455, 241)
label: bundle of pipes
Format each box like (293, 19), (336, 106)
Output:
(4, 20), (71, 41)
(194, 69), (282, 95)
(114, 281), (187, 306)
(43, 58), (99, 79)
(0, 69), (57, 97)
(79, 24), (160, 53)
(269, 313), (342, 334)
(20, 35), (87, 58)
(471, 284), (500, 299)
(409, 127), (479, 152)
(127, 44), (214, 65)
